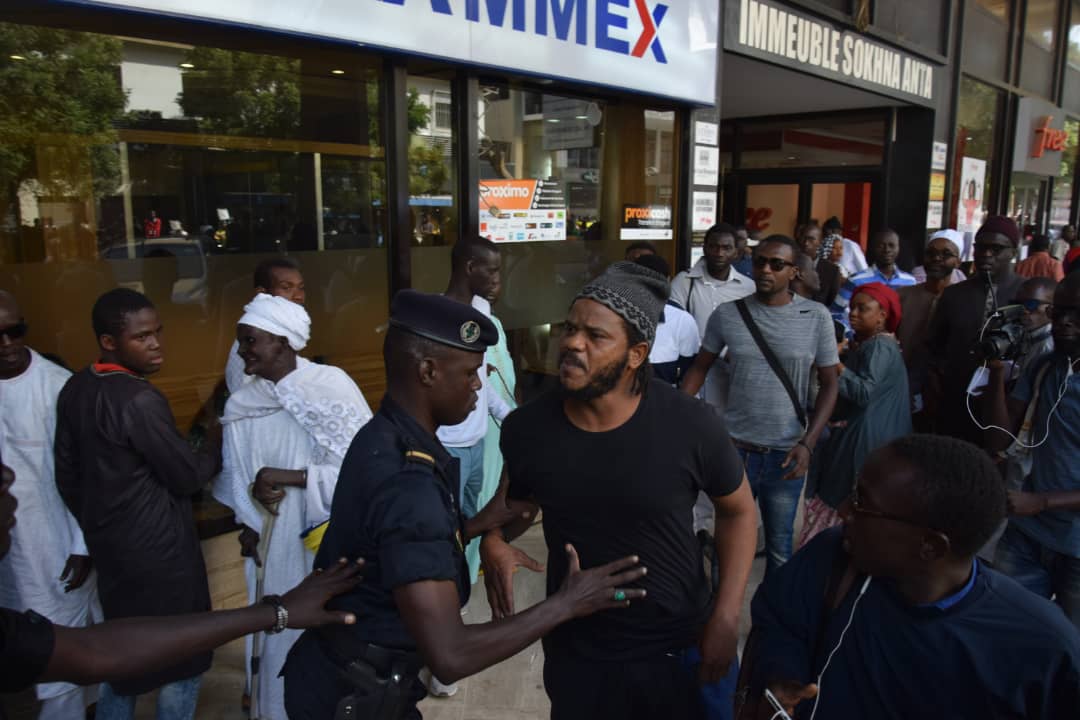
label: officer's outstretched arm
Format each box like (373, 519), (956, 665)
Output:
(394, 544), (645, 683)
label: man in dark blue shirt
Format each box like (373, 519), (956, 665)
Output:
(985, 271), (1080, 631)
(746, 434), (1080, 719)
(282, 290), (647, 720)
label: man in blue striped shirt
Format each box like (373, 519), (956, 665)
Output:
(833, 228), (917, 331)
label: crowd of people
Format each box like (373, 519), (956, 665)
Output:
(0, 214), (1079, 720)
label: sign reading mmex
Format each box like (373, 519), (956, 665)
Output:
(82, 0), (720, 104)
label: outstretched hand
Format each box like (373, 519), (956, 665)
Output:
(282, 557), (365, 629)
(480, 533), (545, 620)
(557, 544), (647, 620)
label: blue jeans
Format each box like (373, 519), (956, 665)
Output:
(994, 524), (1080, 632)
(448, 440), (485, 518)
(97, 676), (202, 720)
(738, 447), (804, 576)
(681, 647), (739, 720)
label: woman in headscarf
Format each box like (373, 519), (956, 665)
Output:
(800, 282), (911, 545)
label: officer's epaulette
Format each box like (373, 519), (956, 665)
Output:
(404, 449), (436, 467)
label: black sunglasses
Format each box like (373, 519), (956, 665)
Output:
(973, 242), (1012, 256)
(0, 320), (27, 342)
(753, 256), (796, 272)
(1012, 299), (1049, 313)
(1050, 304), (1080, 322)
(849, 484), (935, 530)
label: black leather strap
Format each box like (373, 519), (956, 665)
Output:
(734, 299), (808, 430)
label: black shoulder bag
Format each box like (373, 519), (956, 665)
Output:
(733, 298), (808, 430)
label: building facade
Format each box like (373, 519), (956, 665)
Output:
(713, 0), (1080, 266)
(3, 0), (1077, 533)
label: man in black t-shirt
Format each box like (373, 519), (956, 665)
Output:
(482, 262), (758, 719)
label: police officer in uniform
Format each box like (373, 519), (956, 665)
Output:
(282, 290), (648, 720)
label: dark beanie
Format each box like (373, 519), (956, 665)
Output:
(977, 215), (1020, 247)
(575, 261), (670, 344)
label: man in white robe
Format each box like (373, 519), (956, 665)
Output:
(0, 291), (97, 719)
(213, 294), (371, 720)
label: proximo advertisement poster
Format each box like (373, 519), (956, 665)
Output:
(479, 179), (567, 243)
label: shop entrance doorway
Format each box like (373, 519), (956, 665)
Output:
(736, 171), (881, 252)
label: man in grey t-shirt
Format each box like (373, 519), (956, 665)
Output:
(683, 235), (839, 575)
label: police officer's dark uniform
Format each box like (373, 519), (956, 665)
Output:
(282, 290), (498, 720)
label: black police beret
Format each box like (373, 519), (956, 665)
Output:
(389, 289), (498, 353)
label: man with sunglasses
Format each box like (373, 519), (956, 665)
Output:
(899, 232), (963, 427)
(926, 215), (1025, 443)
(745, 434), (1080, 720)
(683, 235), (839, 577)
(986, 272), (1080, 631)
(0, 291), (98, 719)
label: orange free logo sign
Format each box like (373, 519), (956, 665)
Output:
(1032, 115), (1068, 159)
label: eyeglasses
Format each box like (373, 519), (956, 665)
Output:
(1050, 304), (1080, 322)
(924, 249), (958, 261)
(1013, 298), (1050, 313)
(753, 256), (796, 272)
(0, 320), (27, 342)
(849, 484), (931, 529)
(973, 242), (1012, 256)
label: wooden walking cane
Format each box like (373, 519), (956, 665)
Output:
(249, 489), (280, 720)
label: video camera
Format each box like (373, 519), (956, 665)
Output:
(973, 304), (1027, 362)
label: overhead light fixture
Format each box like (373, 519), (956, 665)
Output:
(546, 118), (560, 123)
(786, 155), (798, 161)
(179, 62), (194, 68)
(331, 69), (346, 75)
(574, 115), (588, 120)
(10, 55), (26, 61)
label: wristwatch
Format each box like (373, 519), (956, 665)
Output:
(261, 594), (289, 634)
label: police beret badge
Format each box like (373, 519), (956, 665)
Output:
(460, 320), (481, 344)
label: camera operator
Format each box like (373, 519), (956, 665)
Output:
(926, 216), (1025, 443)
(1012, 278), (1058, 381)
(984, 272), (1080, 631)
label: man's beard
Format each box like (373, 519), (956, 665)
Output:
(560, 350), (629, 402)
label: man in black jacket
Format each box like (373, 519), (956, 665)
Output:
(925, 216), (1025, 443)
(54, 288), (222, 720)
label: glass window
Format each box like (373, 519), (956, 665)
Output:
(0, 22), (390, 533)
(1064, 0), (1080, 113)
(952, 75), (1004, 240)
(963, 0), (1013, 81)
(737, 117), (886, 169)
(409, 83), (679, 397)
(1021, 0), (1060, 97)
(1051, 118), (1079, 227)
(874, 0), (948, 57)
(407, 72), (460, 293)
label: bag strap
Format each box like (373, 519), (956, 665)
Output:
(686, 276), (696, 318)
(734, 299), (808, 430)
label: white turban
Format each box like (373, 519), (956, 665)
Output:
(238, 293), (310, 351)
(928, 229), (963, 251)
